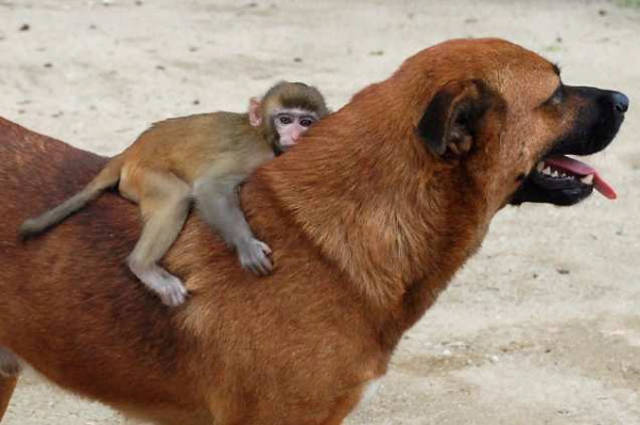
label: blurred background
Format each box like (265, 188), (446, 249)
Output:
(1, 1), (639, 424)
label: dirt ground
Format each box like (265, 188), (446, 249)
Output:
(1, 0), (639, 424)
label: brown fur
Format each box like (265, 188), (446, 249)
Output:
(18, 82), (329, 305)
(0, 377), (16, 422)
(0, 39), (620, 424)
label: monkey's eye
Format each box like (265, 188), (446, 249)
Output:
(300, 118), (315, 127)
(278, 115), (293, 125)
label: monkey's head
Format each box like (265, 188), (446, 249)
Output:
(249, 81), (329, 155)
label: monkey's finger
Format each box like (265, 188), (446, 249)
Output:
(162, 292), (185, 307)
(252, 253), (272, 276)
(252, 257), (270, 276)
(240, 240), (273, 275)
(241, 256), (263, 276)
(259, 255), (273, 274)
(157, 277), (188, 307)
(170, 287), (188, 306)
(257, 241), (272, 255)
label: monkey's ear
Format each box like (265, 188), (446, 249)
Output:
(249, 97), (262, 127)
(417, 80), (499, 158)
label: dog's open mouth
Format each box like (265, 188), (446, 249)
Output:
(532, 155), (616, 199)
(510, 153), (616, 206)
(509, 86), (627, 206)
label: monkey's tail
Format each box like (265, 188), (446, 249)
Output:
(19, 154), (125, 238)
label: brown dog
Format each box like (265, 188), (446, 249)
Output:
(0, 38), (627, 424)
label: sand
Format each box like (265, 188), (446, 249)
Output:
(1, 0), (639, 424)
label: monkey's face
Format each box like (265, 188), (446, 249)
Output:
(251, 81), (328, 155)
(272, 108), (319, 154)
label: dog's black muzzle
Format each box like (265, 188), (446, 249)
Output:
(510, 86), (628, 206)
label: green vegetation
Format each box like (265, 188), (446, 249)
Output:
(618, 0), (640, 7)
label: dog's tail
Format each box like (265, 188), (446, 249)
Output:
(19, 154), (125, 238)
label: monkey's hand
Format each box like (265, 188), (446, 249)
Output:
(237, 238), (273, 276)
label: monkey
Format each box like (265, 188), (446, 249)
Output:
(20, 81), (329, 307)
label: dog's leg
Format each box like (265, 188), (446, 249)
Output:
(320, 386), (369, 425)
(213, 385), (365, 425)
(0, 348), (20, 379)
(0, 347), (20, 422)
(0, 375), (17, 422)
(0, 376), (17, 422)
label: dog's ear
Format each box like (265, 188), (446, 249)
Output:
(417, 79), (498, 158)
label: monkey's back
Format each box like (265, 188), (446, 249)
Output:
(121, 112), (273, 184)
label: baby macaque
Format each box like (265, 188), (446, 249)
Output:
(20, 81), (329, 306)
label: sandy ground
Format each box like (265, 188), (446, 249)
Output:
(1, 0), (639, 424)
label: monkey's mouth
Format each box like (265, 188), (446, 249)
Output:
(274, 144), (293, 156)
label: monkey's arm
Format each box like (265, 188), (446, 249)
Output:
(193, 174), (272, 276)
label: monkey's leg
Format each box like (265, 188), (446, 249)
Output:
(0, 347), (20, 422)
(127, 173), (191, 307)
(193, 176), (272, 276)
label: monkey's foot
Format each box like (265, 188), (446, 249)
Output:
(129, 262), (188, 307)
(238, 238), (273, 276)
(154, 270), (188, 306)
(0, 348), (21, 378)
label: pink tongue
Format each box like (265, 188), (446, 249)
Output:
(545, 156), (617, 200)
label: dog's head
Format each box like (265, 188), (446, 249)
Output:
(260, 38), (628, 308)
(408, 38), (627, 210)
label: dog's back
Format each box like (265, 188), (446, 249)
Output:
(0, 117), (374, 425)
(0, 117), (107, 234)
(0, 118), (211, 419)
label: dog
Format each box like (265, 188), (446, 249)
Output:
(0, 38), (628, 424)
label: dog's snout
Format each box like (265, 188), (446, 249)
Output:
(602, 91), (629, 114)
(610, 91), (629, 113)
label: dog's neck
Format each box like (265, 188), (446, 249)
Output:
(253, 95), (491, 348)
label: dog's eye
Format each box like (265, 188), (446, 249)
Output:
(544, 85), (564, 106)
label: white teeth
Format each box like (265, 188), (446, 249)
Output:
(581, 174), (594, 185)
(560, 172), (567, 178)
(543, 166), (552, 175)
(551, 170), (559, 177)
(537, 162), (545, 172)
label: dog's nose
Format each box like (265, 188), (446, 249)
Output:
(610, 91), (629, 113)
